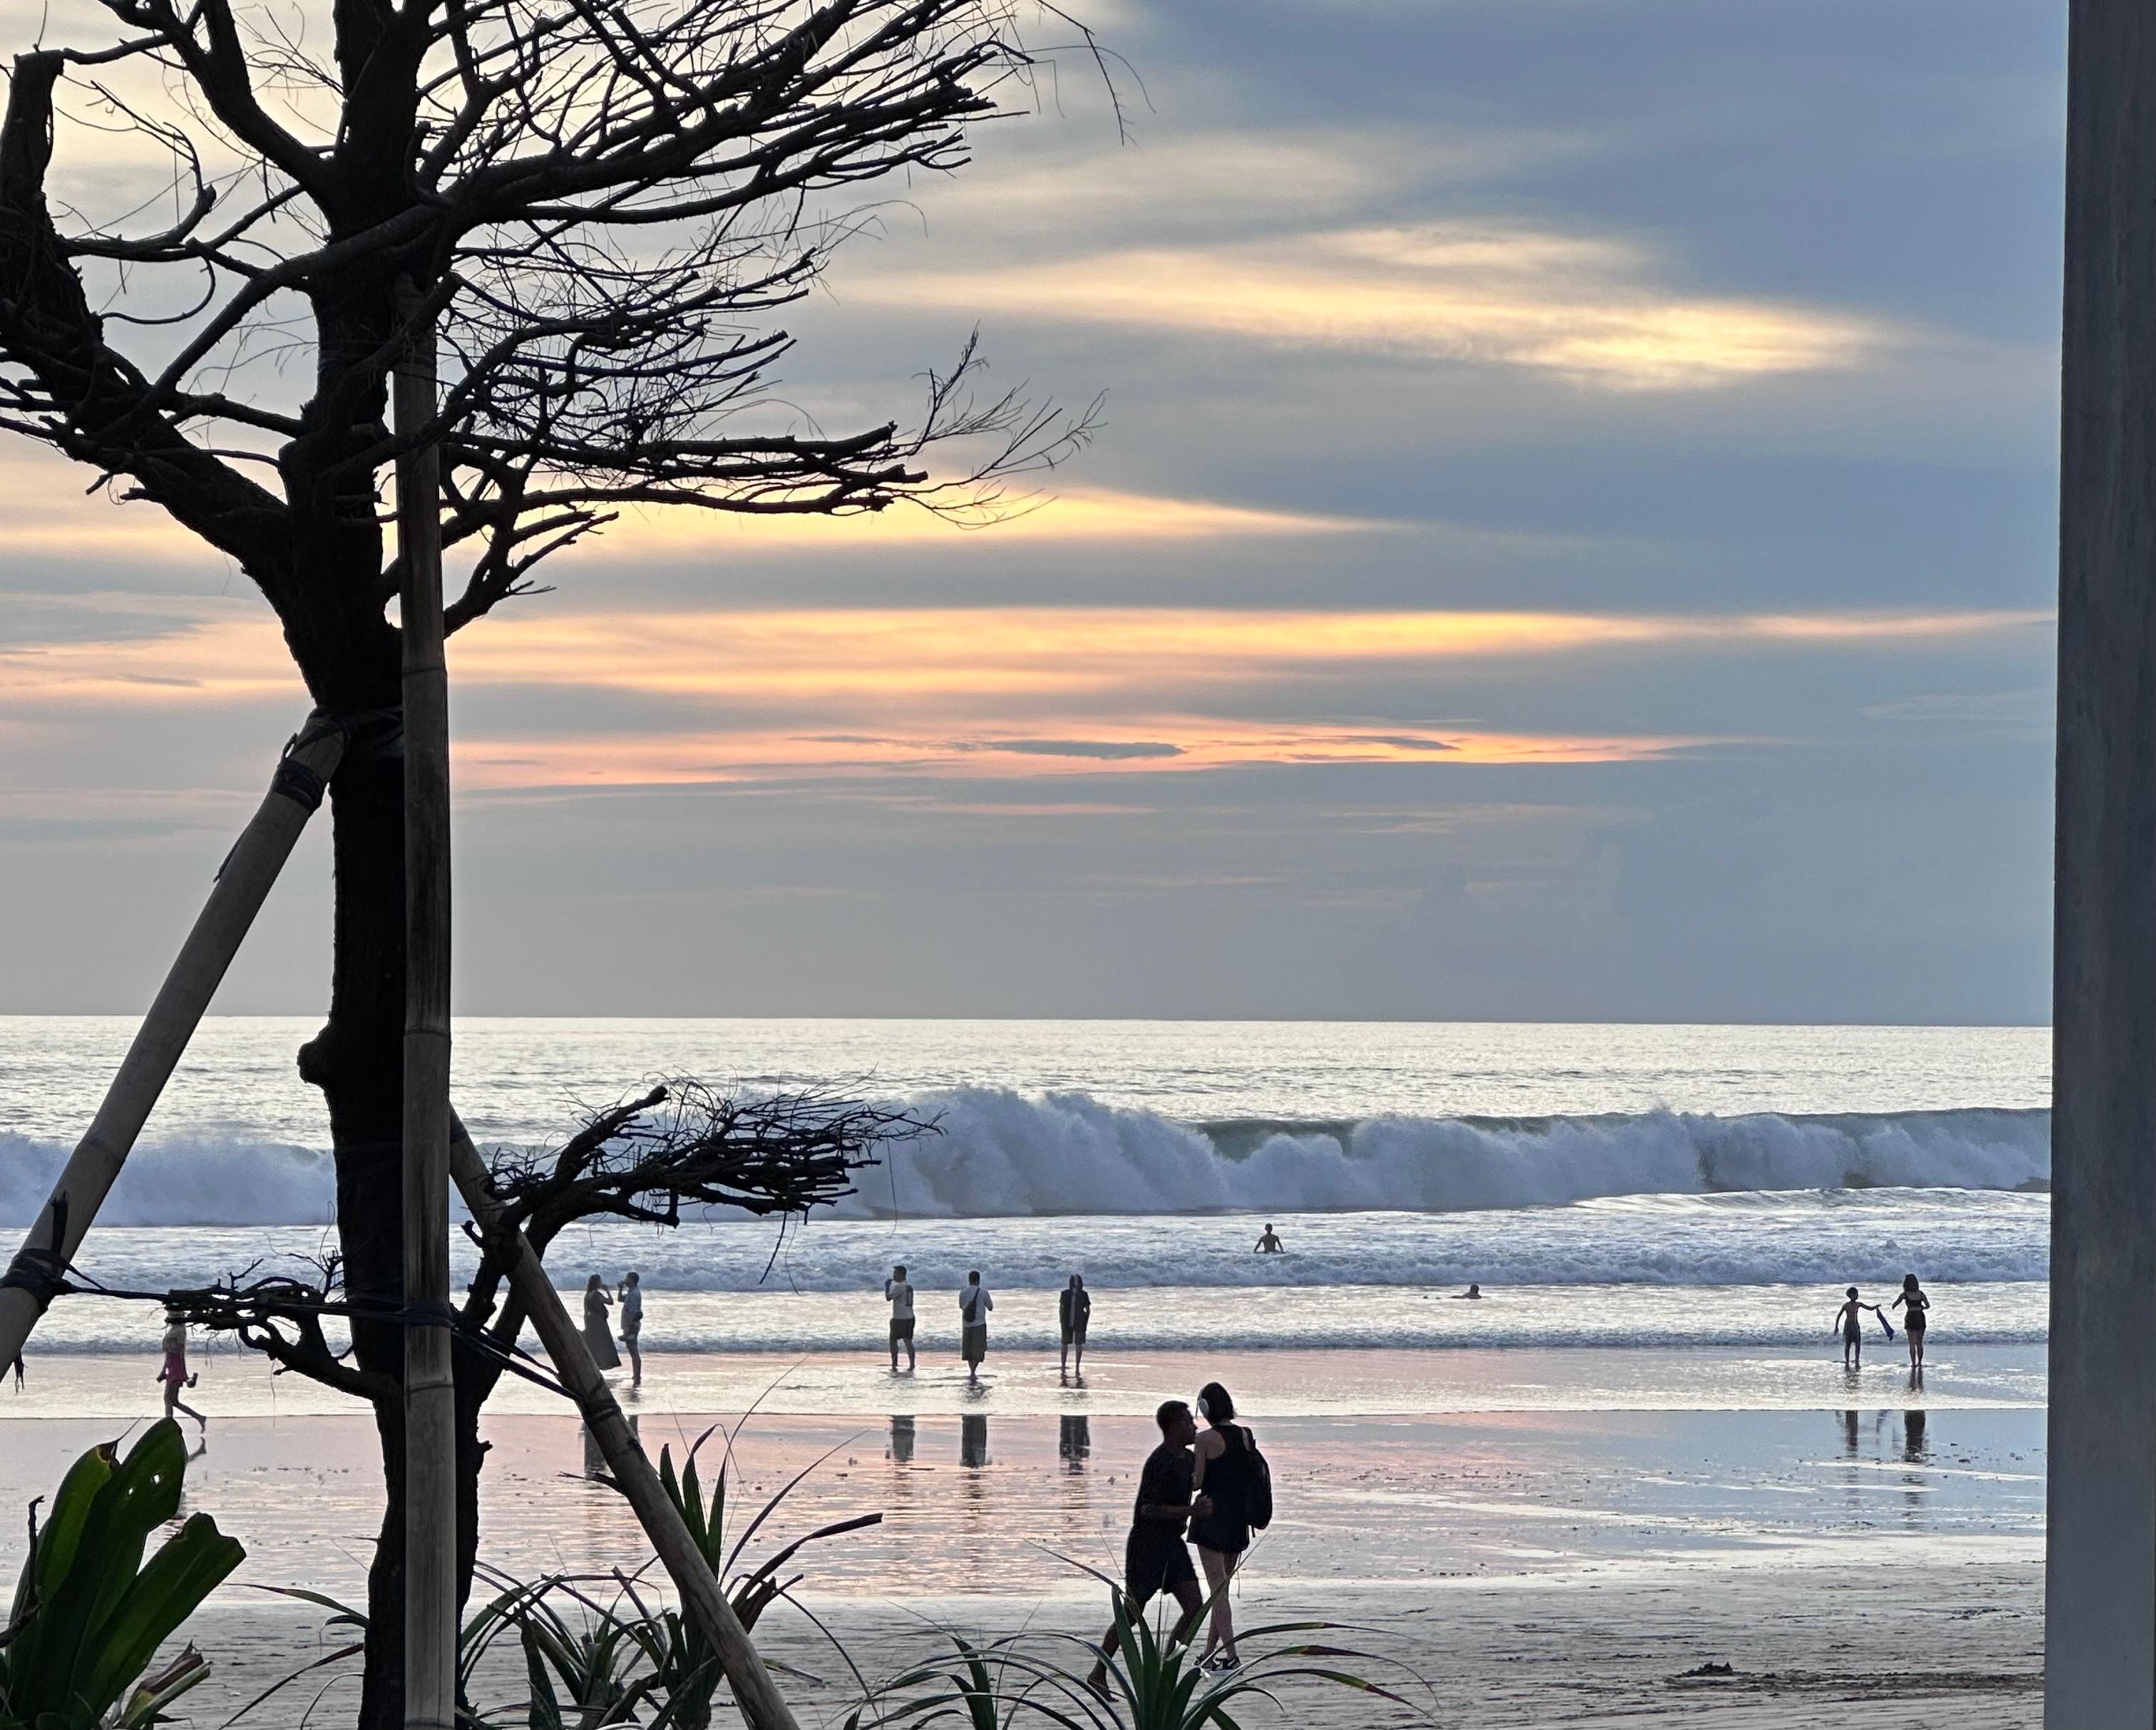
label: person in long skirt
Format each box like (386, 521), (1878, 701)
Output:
(582, 1275), (621, 1371)
(617, 1272), (643, 1387)
(960, 1270), (992, 1384)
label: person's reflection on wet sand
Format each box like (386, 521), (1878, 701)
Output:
(1842, 1410), (1860, 1456)
(889, 1415), (916, 1464)
(1060, 1414), (1092, 1469)
(1902, 1409), (1929, 1464)
(962, 1413), (990, 1468)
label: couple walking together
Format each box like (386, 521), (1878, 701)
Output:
(1089, 1380), (1270, 1690)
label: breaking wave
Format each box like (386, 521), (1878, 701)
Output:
(0, 1096), (2049, 1228)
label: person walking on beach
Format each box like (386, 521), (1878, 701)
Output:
(1254, 1224), (1283, 1255)
(960, 1270), (992, 1384)
(617, 1272), (644, 1388)
(582, 1275), (621, 1372)
(1189, 1380), (1264, 1671)
(1834, 1287), (1886, 1369)
(885, 1264), (917, 1371)
(1060, 1274), (1092, 1379)
(1891, 1273), (1931, 1374)
(157, 1313), (206, 1431)
(1087, 1399), (1206, 1695)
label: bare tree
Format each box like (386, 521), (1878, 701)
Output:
(0, 1), (1090, 1720)
(135, 1081), (933, 1716)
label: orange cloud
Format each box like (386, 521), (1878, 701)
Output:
(851, 224), (1888, 391)
(452, 719), (1708, 788)
(0, 603), (2047, 710)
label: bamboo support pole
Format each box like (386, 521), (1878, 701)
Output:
(0, 721), (347, 1369)
(446, 1122), (804, 1730)
(394, 277), (458, 1730)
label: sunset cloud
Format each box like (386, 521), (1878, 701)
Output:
(850, 224), (1888, 391)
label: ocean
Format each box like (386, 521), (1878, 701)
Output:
(0, 1016), (2051, 1359)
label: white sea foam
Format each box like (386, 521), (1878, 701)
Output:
(0, 1097), (2049, 1230)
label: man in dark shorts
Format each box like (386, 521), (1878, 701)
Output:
(1087, 1399), (1206, 1694)
(1059, 1274), (1092, 1379)
(884, 1264), (916, 1371)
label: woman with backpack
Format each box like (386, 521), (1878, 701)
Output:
(1187, 1379), (1270, 1672)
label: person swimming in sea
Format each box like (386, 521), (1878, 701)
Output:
(1834, 1286), (1884, 1369)
(1454, 1283), (1483, 1299)
(1254, 1224), (1283, 1255)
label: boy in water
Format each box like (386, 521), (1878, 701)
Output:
(1254, 1224), (1283, 1254)
(1834, 1285), (1884, 1369)
(885, 1264), (916, 1371)
(1087, 1399), (1207, 1696)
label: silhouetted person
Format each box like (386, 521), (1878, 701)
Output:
(1891, 1273), (1931, 1375)
(960, 1270), (992, 1384)
(1060, 1274), (1092, 1378)
(1088, 1399), (1206, 1695)
(1190, 1381), (1261, 1671)
(1254, 1224), (1283, 1255)
(618, 1271), (644, 1387)
(582, 1275), (620, 1371)
(1454, 1283), (1482, 1299)
(1834, 1285), (1884, 1369)
(885, 1263), (917, 1371)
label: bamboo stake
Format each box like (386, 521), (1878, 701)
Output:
(0, 721), (347, 1369)
(394, 276), (458, 1730)
(447, 1122), (804, 1730)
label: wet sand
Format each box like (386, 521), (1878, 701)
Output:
(0, 1354), (2045, 1726)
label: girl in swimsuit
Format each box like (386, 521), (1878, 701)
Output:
(1892, 1273), (1931, 1373)
(158, 1314), (207, 1431)
(1189, 1380), (1258, 1672)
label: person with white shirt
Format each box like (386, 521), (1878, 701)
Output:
(960, 1270), (992, 1384)
(885, 1263), (917, 1371)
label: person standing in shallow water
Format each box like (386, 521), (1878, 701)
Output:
(1254, 1224), (1283, 1254)
(1891, 1273), (1931, 1374)
(885, 1263), (917, 1371)
(1189, 1380), (1260, 1671)
(617, 1272), (644, 1387)
(1834, 1286), (1884, 1369)
(960, 1270), (992, 1384)
(157, 1312), (206, 1431)
(1060, 1274), (1092, 1379)
(582, 1275), (620, 1372)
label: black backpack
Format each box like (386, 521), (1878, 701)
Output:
(1239, 1427), (1274, 1532)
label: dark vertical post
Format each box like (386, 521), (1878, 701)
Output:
(394, 276), (456, 1730)
(2050, 3), (2156, 1723)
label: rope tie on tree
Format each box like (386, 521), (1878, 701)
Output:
(0, 1195), (71, 1312)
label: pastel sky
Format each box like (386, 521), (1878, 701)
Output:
(0, 0), (2062, 1021)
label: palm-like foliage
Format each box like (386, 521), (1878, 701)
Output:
(0, 1420), (244, 1730)
(846, 1562), (1429, 1730)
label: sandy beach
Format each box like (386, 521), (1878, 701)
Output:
(0, 1343), (2045, 1726)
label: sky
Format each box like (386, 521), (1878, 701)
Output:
(0, 0), (2064, 1022)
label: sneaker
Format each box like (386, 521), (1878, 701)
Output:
(1203, 1653), (1241, 1673)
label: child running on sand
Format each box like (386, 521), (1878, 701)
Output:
(1834, 1286), (1885, 1369)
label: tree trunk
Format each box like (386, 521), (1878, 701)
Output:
(297, 723), (489, 1727)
